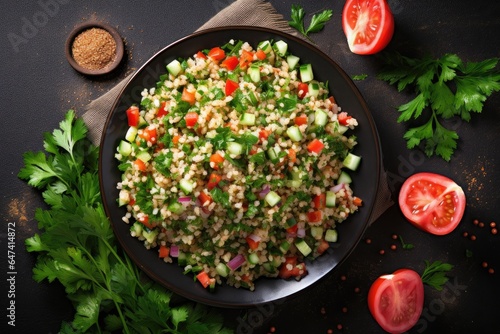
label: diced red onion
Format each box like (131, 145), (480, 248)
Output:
(297, 227), (306, 238)
(227, 254), (246, 271)
(286, 232), (296, 238)
(331, 183), (345, 193)
(170, 244), (179, 257)
(258, 185), (271, 199)
(178, 196), (192, 206)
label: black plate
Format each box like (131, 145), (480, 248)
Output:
(99, 26), (381, 307)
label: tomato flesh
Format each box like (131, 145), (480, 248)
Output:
(342, 0), (394, 55)
(368, 269), (424, 333)
(399, 172), (466, 235)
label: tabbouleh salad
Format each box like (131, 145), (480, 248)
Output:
(115, 39), (362, 290)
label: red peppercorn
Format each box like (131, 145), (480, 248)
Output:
(365, 238), (372, 244)
(473, 219), (479, 225)
(391, 234), (398, 240)
(470, 235), (477, 241)
(463, 232), (469, 237)
(492, 228), (498, 235)
(390, 244), (397, 251)
(488, 268), (495, 274)
(379, 249), (385, 255)
(354, 287), (360, 293)
(490, 222), (496, 228)
(479, 222), (485, 228)
(482, 262), (488, 268)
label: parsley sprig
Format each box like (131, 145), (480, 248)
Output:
(288, 4), (333, 40)
(19, 110), (231, 334)
(421, 260), (454, 291)
(378, 52), (500, 161)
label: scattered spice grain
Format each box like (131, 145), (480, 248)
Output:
(390, 244), (397, 251)
(492, 228), (498, 235)
(488, 268), (495, 274)
(72, 27), (117, 70)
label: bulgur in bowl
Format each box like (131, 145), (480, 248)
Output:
(99, 26), (381, 307)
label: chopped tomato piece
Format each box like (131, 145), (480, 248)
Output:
(313, 194), (326, 209)
(158, 245), (169, 258)
(286, 224), (298, 235)
(297, 82), (309, 99)
(198, 191), (213, 206)
(246, 236), (260, 250)
(316, 239), (330, 255)
(338, 112), (352, 125)
(134, 159), (147, 172)
(126, 106), (140, 127)
(196, 271), (212, 288)
(294, 114), (308, 126)
(255, 49), (267, 60)
(172, 135), (180, 145)
(353, 196), (363, 206)
(221, 55), (239, 71)
(278, 256), (307, 279)
(157, 101), (169, 118)
(181, 88), (196, 105)
(288, 148), (297, 163)
(225, 78), (239, 96)
(258, 129), (270, 141)
(210, 153), (225, 170)
(307, 139), (325, 154)
(185, 112), (198, 127)
(195, 51), (207, 59)
(207, 173), (222, 190)
(208, 47), (225, 61)
(307, 210), (323, 223)
(239, 50), (254, 68)
(139, 126), (157, 144)
(138, 214), (154, 229)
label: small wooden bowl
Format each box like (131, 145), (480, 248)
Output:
(65, 22), (124, 76)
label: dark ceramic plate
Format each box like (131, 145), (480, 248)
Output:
(99, 26), (381, 308)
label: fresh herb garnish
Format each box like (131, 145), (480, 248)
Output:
(352, 74), (368, 81)
(420, 260), (454, 291)
(18, 110), (231, 334)
(398, 235), (415, 250)
(378, 52), (500, 161)
(288, 4), (333, 40)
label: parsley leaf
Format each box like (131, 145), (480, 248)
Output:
(421, 260), (454, 291)
(19, 110), (231, 334)
(378, 52), (500, 161)
(289, 5), (333, 39)
(398, 235), (414, 250)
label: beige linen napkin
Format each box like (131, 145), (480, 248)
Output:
(82, 0), (394, 223)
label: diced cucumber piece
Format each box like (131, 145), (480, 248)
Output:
(240, 113), (256, 126)
(338, 171), (352, 184)
(295, 239), (312, 257)
(286, 125), (303, 141)
(262, 262), (277, 273)
(142, 229), (159, 244)
(118, 140), (132, 157)
(248, 253), (260, 265)
(130, 222), (143, 237)
(257, 40), (273, 54)
(308, 81), (320, 97)
(177, 251), (187, 266)
(286, 179), (302, 188)
(314, 109), (328, 126)
(138, 116), (147, 128)
(267, 146), (281, 163)
(179, 179), (194, 194)
(265, 191), (281, 206)
(286, 54), (300, 70)
(279, 240), (291, 254)
(273, 40), (288, 56)
(343, 153), (361, 171)
(326, 191), (336, 207)
(310, 226), (324, 240)
(166, 59), (182, 76)
(328, 121), (349, 135)
(300, 64), (314, 83)
(168, 201), (185, 214)
(136, 150), (151, 163)
(125, 126), (138, 142)
(118, 190), (130, 206)
(249, 65), (261, 83)
(227, 141), (243, 156)
(216, 263), (230, 277)
(325, 229), (338, 243)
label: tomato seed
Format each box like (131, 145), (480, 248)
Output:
(482, 262), (488, 268)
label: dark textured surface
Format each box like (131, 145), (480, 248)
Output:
(1, 1), (499, 333)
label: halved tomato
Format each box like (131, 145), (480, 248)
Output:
(399, 172), (466, 235)
(368, 269), (424, 333)
(342, 0), (395, 55)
